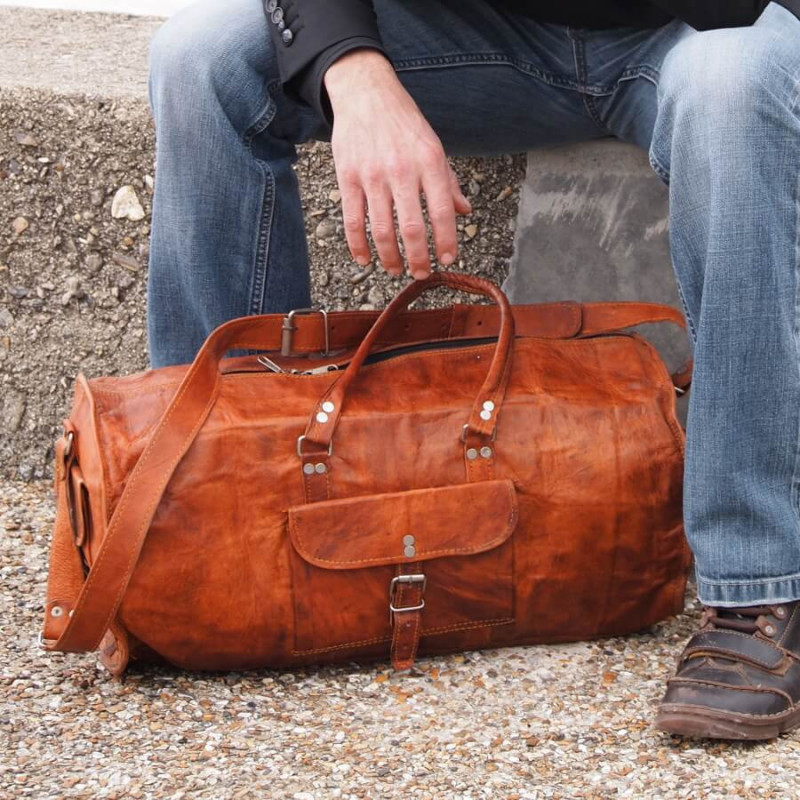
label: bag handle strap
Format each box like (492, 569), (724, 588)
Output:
(576, 301), (693, 392)
(300, 272), (515, 456)
(42, 289), (691, 654)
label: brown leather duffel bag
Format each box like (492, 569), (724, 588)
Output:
(41, 272), (691, 675)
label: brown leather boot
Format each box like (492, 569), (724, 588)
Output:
(656, 601), (800, 740)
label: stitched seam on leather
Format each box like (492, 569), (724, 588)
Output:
(684, 646), (783, 671)
(666, 679), (792, 714)
(669, 677), (786, 695)
(660, 700), (794, 719)
(689, 630), (784, 667)
(291, 617), (514, 655)
(90, 381), (183, 398)
(89, 386), (219, 650)
(68, 370), (219, 652)
(289, 482), (517, 566)
(778, 604), (800, 647)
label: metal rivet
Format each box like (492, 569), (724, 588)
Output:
(316, 411), (329, 424)
(281, 28), (293, 45)
(50, 606), (63, 618)
(466, 448), (478, 460)
(271, 8), (284, 23)
(480, 410), (492, 421)
(404, 546), (416, 558)
(315, 463), (327, 475)
(480, 446), (493, 459)
(322, 401), (335, 413)
(403, 535), (415, 546)
(302, 463), (314, 476)
(267, 0), (277, 10)
(776, 606), (787, 619)
(765, 624), (776, 636)
(483, 400), (495, 412)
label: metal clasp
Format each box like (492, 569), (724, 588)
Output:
(63, 430), (74, 461)
(389, 574), (427, 621)
(281, 307), (329, 358)
(296, 434), (333, 458)
(460, 423), (497, 443)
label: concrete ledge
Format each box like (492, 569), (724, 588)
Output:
(506, 142), (690, 419)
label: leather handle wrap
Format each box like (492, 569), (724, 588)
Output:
(301, 272), (516, 452)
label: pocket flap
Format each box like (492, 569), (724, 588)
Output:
(288, 479), (518, 570)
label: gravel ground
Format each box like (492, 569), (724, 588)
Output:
(3, 480), (800, 799)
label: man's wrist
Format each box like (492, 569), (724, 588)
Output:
(323, 49), (395, 105)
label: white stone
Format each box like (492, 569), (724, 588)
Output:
(111, 185), (145, 221)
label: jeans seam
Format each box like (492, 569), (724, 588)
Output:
(697, 570), (800, 586)
(790, 172), (800, 516)
(392, 53), (616, 96)
(567, 31), (609, 134)
(617, 64), (661, 87)
(242, 82), (280, 316)
(672, 278), (698, 345)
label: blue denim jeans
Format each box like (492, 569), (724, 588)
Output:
(148, 0), (800, 607)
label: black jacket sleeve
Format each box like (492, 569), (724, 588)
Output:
(263, 0), (385, 125)
(649, 0), (799, 29)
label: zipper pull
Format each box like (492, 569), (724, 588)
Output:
(303, 364), (340, 376)
(257, 355), (285, 373)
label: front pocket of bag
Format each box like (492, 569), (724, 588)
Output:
(287, 480), (518, 655)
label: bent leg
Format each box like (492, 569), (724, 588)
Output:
(650, 4), (800, 604)
(148, 0), (323, 367)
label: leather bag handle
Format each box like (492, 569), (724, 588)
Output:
(43, 284), (690, 655)
(299, 272), (516, 455)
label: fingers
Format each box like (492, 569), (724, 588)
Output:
(422, 163), (458, 268)
(338, 154), (472, 280)
(366, 186), (403, 276)
(393, 176), (432, 280)
(339, 178), (370, 266)
(450, 167), (472, 216)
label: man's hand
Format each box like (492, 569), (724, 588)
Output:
(324, 50), (471, 280)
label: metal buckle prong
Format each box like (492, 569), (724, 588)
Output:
(281, 307), (329, 358)
(389, 574), (427, 620)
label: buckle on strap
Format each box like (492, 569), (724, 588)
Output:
(281, 307), (329, 357)
(389, 574), (427, 620)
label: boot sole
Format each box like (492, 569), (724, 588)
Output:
(656, 703), (800, 741)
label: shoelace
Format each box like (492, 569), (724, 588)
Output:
(703, 605), (775, 634)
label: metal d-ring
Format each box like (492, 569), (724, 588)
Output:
(296, 435), (333, 458)
(460, 423), (497, 443)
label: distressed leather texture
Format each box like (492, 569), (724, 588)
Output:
(42, 273), (691, 673)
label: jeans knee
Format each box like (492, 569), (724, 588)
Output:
(148, 0), (275, 129)
(658, 19), (800, 141)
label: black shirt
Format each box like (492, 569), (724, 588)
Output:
(263, 0), (800, 121)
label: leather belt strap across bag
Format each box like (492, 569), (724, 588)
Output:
(41, 272), (692, 675)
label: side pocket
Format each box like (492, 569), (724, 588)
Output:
(287, 480), (518, 656)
